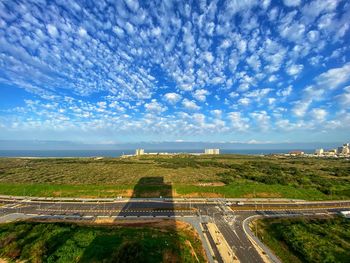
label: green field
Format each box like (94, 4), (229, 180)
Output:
(254, 216), (350, 263)
(0, 155), (349, 199)
(0, 220), (206, 263)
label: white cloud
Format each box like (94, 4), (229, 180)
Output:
(310, 108), (327, 122)
(1, 0), (350, 141)
(292, 84), (327, 118)
(302, 0), (340, 22)
(113, 26), (124, 38)
(250, 111), (270, 130)
(224, 0), (259, 17)
(238, 97), (250, 106)
(283, 0), (301, 7)
(124, 22), (135, 35)
(78, 27), (87, 37)
(292, 100), (311, 117)
(164, 92), (182, 104)
(238, 83), (250, 92)
(229, 92), (239, 98)
(144, 99), (167, 113)
(246, 54), (261, 72)
(307, 30), (319, 42)
(47, 24), (58, 37)
(193, 89), (209, 102)
(246, 88), (271, 99)
(228, 112), (249, 131)
(268, 98), (276, 105)
(192, 113), (205, 125)
(203, 52), (214, 64)
(315, 63), (350, 89)
(211, 110), (222, 118)
(124, 0), (139, 12)
(286, 64), (304, 76)
(335, 86), (350, 105)
(261, 0), (271, 9)
(277, 85), (293, 97)
(268, 75), (277, 82)
(182, 99), (200, 110)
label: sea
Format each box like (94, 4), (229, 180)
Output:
(0, 149), (314, 157)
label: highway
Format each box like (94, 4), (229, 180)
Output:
(1, 196), (350, 263)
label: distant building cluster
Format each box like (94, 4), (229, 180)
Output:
(285, 143), (350, 158)
(315, 143), (350, 157)
(128, 148), (220, 157)
(288, 151), (305, 156)
(204, 148), (220, 155)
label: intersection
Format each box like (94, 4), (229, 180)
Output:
(1, 195), (350, 263)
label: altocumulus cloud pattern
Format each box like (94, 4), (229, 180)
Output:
(0, 0), (349, 143)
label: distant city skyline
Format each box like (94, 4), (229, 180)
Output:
(0, 0), (350, 143)
(0, 139), (346, 151)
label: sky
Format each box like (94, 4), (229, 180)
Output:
(0, 0), (350, 145)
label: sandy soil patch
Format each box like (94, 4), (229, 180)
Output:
(0, 259), (25, 263)
(194, 182), (226, 186)
(173, 191), (223, 198)
(243, 192), (282, 198)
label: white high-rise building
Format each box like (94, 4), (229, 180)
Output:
(135, 149), (144, 156)
(338, 144), (350, 155)
(315, 149), (324, 155)
(205, 148), (220, 155)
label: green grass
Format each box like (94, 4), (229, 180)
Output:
(0, 155), (349, 199)
(175, 182), (329, 200)
(0, 221), (206, 262)
(255, 216), (350, 263)
(0, 182), (330, 200)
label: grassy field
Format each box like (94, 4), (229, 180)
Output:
(254, 216), (350, 263)
(0, 155), (349, 199)
(0, 220), (207, 263)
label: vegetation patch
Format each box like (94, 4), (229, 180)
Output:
(0, 155), (349, 199)
(0, 220), (207, 263)
(254, 216), (350, 263)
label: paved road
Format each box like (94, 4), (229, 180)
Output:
(1, 197), (350, 263)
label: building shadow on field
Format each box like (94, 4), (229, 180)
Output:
(79, 177), (190, 262)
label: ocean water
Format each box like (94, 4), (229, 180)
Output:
(0, 149), (313, 157)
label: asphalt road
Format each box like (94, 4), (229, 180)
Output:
(1, 197), (350, 263)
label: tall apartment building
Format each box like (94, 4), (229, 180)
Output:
(135, 149), (144, 156)
(205, 148), (220, 155)
(315, 148), (324, 155)
(338, 144), (350, 155)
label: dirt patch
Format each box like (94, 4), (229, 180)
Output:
(52, 191), (63, 196)
(134, 191), (162, 197)
(28, 218), (198, 235)
(94, 218), (116, 224)
(243, 192), (282, 198)
(120, 189), (133, 197)
(173, 191), (223, 198)
(52, 189), (134, 198)
(0, 259), (25, 263)
(194, 182), (226, 186)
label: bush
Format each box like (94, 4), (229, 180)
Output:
(110, 241), (146, 263)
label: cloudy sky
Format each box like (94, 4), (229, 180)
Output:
(0, 0), (349, 144)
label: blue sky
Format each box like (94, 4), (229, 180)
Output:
(0, 0), (350, 144)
